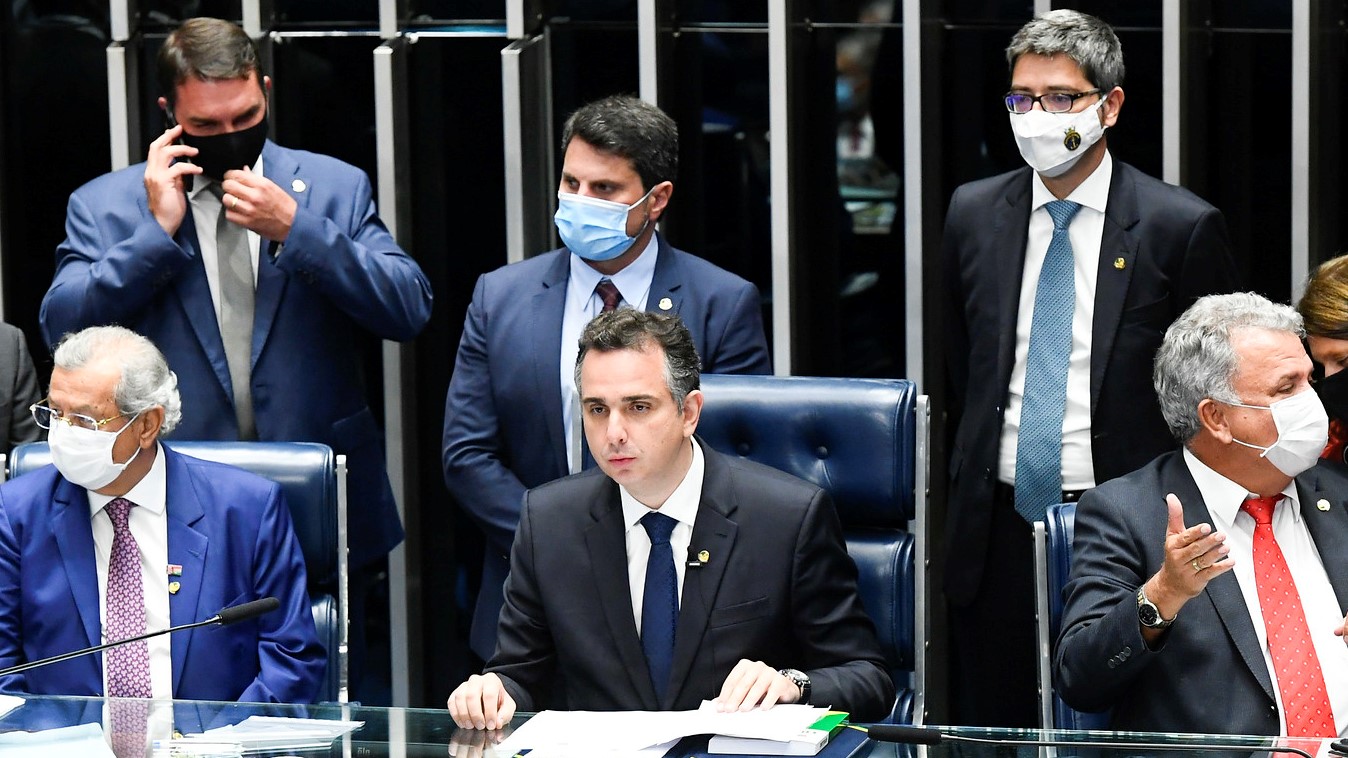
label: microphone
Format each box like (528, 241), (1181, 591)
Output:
(0, 596), (281, 678)
(865, 724), (1316, 758)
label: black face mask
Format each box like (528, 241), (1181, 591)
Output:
(1315, 368), (1348, 423)
(178, 116), (269, 181)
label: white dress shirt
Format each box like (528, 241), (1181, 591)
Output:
(621, 438), (704, 632)
(1000, 151), (1113, 491)
(560, 234), (659, 473)
(185, 155), (264, 324)
(1183, 448), (1348, 736)
(87, 443), (172, 701)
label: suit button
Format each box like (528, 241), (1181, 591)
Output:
(1107, 658), (1118, 669)
(1120, 646), (1131, 660)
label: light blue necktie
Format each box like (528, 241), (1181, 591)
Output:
(1014, 199), (1082, 524)
(640, 511), (679, 699)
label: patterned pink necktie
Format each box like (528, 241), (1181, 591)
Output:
(1242, 495), (1337, 737)
(105, 497), (150, 758)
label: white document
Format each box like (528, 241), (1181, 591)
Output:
(0, 722), (116, 758)
(0, 693), (23, 718)
(179, 715), (364, 752)
(492, 702), (830, 757)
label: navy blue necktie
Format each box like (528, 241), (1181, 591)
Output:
(640, 511), (679, 698)
(1014, 199), (1083, 524)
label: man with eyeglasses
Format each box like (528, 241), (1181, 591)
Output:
(940, 9), (1239, 727)
(0, 326), (324, 712)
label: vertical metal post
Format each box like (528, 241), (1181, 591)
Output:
(1161, 0), (1183, 186)
(767, 0), (794, 375)
(901, 0), (924, 390)
(106, 43), (137, 171)
(373, 39), (419, 708)
(1290, 0), (1309, 298)
(242, 0), (273, 39)
(110, 0), (135, 42)
(501, 34), (556, 263)
(379, 0), (405, 41)
(638, 0), (659, 104)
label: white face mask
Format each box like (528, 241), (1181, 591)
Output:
(48, 413), (142, 491)
(1009, 98), (1107, 177)
(1229, 389), (1329, 478)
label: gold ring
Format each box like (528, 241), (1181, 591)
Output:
(1191, 559), (1203, 572)
(229, 195), (238, 210)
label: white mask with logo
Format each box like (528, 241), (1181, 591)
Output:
(1009, 98), (1107, 177)
(48, 413), (142, 490)
(1229, 389), (1329, 478)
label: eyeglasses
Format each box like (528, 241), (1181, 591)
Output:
(1004, 90), (1102, 114)
(30, 399), (128, 432)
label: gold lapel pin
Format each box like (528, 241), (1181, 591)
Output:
(291, 179), (307, 193)
(1317, 499), (1331, 512)
(1113, 257), (1126, 270)
(697, 550), (710, 563)
(659, 297), (673, 311)
(168, 581), (181, 595)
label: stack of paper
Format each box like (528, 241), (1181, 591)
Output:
(176, 715), (363, 753)
(707, 711), (849, 755)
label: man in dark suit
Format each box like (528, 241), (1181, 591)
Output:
(39, 18), (431, 696)
(443, 95), (771, 662)
(0, 325), (324, 705)
(0, 321), (43, 455)
(941, 10), (1239, 725)
(446, 310), (890, 729)
(1057, 293), (1348, 736)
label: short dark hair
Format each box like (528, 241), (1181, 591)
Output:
(575, 309), (701, 410)
(1006, 10), (1125, 93)
(560, 95), (678, 191)
(158, 17), (264, 108)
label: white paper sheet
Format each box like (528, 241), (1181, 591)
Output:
(0, 722), (116, 758)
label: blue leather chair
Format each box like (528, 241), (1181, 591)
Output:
(697, 374), (929, 724)
(1034, 501), (1110, 729)
(6, 441), (350, 704)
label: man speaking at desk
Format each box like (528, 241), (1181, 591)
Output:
(0, 326), (324, 703)
(447, 310), (892, 729)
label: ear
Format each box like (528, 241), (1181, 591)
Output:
(646, 181), (674, 223)
(1197, 398), (1231, 443)
(136, 407), (165, 449)
(157, 96), (169, 113)
(1100, 86), (1124, 128)
(681, 388), (704, 437)
(263, 75), (272, 94)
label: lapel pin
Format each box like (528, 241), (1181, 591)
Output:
(167, 564), (182, 576)
(168, 581), (181, 595)
(291, 179), (307, 193)
(659, 297), (673, 311)
(1317, 499), (1331, 512)
(1113, 257), (1126, 270)
(698, 550), (710, 562)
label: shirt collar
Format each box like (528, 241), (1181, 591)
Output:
(621, 436), (704, 531)
(1182, 447), (1301, 525)
(1030, 149), (1112, 215)
(88, 442), (168, 517)
(567, 232), (660, 302)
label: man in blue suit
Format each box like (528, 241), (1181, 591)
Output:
(0, 325), (324, 704)
(442, 95), (772, 661)
(39, 18), (431, 695)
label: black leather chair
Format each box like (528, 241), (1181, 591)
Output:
(697, 374), (929, 724)
(6, 440), (349, 703)
(1034, 501), (1110, 729)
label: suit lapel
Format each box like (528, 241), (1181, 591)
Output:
(531, 252), (572, 474)
(1089, 163), (1141, 416)
(162, 449), (209, 696)
(665, 446), (738, 709)
(995, 171), (1034, 390)
(252, 141), (298, 363)
(581, 480), (657, 709)
(1164, 456), (1274, 701)
(646, 236), (683, 318)
(1296, 469), (1348, 606)
(51, 480), (101, 651)
(173, 206), (234, 397)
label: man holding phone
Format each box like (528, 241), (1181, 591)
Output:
(40, 16), (432, 702)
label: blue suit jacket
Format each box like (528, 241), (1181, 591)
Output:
(0, 446), (326, 702)
(442, 237), (771, 658)
(39, 141), (433, 565)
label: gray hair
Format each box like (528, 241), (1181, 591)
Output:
(1006, 10), (1125, 93)
(575, 309), (701, 411)
(1153, 292), (1304, 444)
(53, 326), (183, 435)
(561, 95), (679, 191)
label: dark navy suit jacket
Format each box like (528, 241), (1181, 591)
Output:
(1056, 452), (1348, 734)
(487, 443), (894, 721)
(941, 160), (1240, 605)
(0, 446), (325, 703)
(39, 141), (433, 565)
(442, 236), (771, 658)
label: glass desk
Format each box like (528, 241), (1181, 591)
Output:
(0, 696), (1338, 758)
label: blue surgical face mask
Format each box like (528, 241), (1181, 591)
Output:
(554, 187), (656, 262)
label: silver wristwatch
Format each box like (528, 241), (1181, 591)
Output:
(1137, 586), (1175, 629)
(778, 668), (811, 704)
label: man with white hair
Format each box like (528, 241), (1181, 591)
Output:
(1057, 292), (1348, 736)
(0, 325), (324, 705)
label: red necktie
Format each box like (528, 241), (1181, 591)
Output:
(1242, 495), (1337, 736)
(595, 280), (622, 313)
